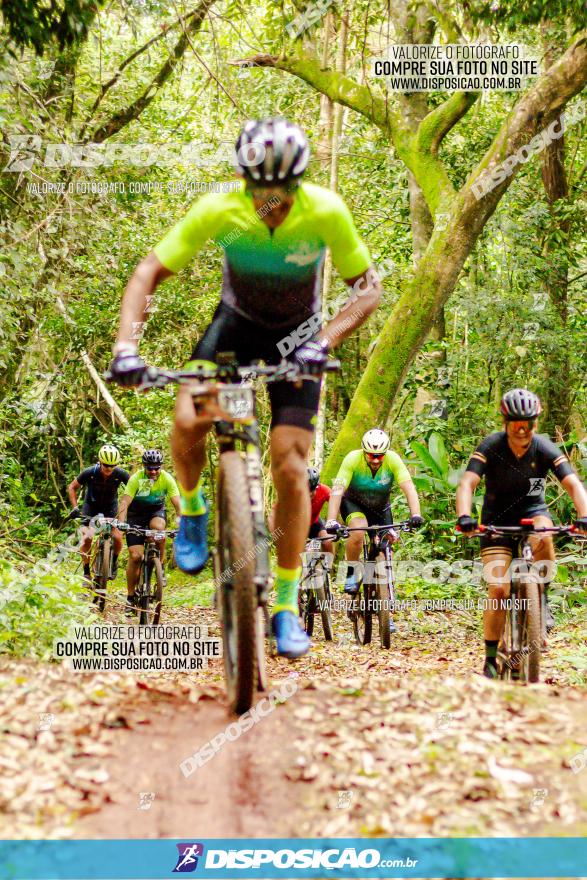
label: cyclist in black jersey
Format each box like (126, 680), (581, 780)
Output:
(456, 389), (587, 678)
(67, 444), (129, 581)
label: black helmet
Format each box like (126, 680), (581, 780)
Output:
(308, 467), (320, 491)
(500, 389), (542, 420)
(142, 449), (163, 467)
(234, 117), (310, 185)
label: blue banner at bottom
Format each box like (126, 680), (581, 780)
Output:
(0, 837), (586, 879)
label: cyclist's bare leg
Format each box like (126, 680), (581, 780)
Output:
(270, 426), (312, 569)
(345, 516), (367, 562)
(316, 529), (334, 557)
(171, 386), (213, 492)
(528, 513), (555, 580)
(112, 526), (123, 557)
(126, 545), (144, 596)
(150, 515), (166, 563)
(529, 513), (556, 641)
(481, 549), (513, 640)
(80, 525), (94, 569)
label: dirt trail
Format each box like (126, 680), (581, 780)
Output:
(2, 603), (587, 840)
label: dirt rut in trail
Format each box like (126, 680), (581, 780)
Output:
(73, 689), (302, 838)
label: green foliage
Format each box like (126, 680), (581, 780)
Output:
(0, 561), (97, 658)
(406, 432), (480, 557)
(1, 0), (101, 54)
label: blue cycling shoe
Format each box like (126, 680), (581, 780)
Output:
(344, 574), (360, 595)
(174, 510), (209, 575)
(272, 610), (311, 659)
(389, 616), (397, 634)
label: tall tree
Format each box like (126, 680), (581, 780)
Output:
(242, 13), (587, 478)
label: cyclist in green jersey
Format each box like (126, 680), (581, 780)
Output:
(109, 118), (382, 658)
(326, 429), (424, 619)
(117, 449), (181, 614)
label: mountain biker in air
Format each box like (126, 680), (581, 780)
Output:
(67, 444), (129, 582)
(325, 428), (424, 630)
(108, 117), (382, 657)
(116, 449), (181, 616)
(268, 467), (334, 555)
(455, 389), (587, 679)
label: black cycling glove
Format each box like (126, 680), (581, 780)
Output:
(289, 340), (329, 376)
(456, 514), (478, 533)
(109, 350), (148, 387)
(573, 517), (587, 533)
(409, 514), (425, 529)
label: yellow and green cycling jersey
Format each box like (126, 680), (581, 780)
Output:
(334, 449), (411, 511)
(125, 469), (180, 514)
(153, 180), (371, 329)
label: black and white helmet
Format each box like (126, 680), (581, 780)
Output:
(500, 388), (542, 420)
(142, 449), (164, 467)
(362, 429), (390, 454)
(234, 117), (310, 185)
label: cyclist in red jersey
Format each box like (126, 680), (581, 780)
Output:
(307, 467), (334, 554)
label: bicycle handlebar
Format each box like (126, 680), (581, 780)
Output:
(105, 359), (340, 390)
(121, 524), (178, 538)
(326, 520), (414, 540)
(458, 522), (582, 538)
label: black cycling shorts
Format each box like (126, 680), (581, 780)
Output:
(309, 517), (325, 539)
(190, 303), (321, 433)
(126, 508), (166, 547)
(81, 503), (116, 523)
(340, 497), (393, 527)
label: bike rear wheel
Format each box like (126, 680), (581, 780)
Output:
(217, 451), (257, 715)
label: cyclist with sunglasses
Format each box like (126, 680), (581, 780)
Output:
(67, 444), (129, 581)
(109, 117), (382, 657)
(456, 389), (587, 679)
(117, 449), (182, 615)
(325, 429), (424, 606)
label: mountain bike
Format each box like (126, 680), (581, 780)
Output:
(329, 521), (413, 649)
(120, 524), (177, 625)
(473, 521), (581, 683)
(125, 354), (338, 713)
(298, 538), (334, 641)
(82, 515), (117, 613)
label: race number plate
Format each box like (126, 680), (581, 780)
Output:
(218, 386), (255, 420)
(306, 539), (322, 552)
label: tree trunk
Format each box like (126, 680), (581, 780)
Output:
(540, 24), (572, 436)
(314, 12), (347, 470)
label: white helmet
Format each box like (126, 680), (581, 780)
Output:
(362, 429), (390, 454)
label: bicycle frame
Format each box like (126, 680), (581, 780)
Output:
(112, 355), (340, 712)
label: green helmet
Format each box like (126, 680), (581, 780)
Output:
(98, 444), (121, 466)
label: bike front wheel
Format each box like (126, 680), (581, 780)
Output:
(316, 579), (333, 641)
(151, 557), (164, 626)
(352, 582), (372, 645)
(520, 577), (541, 683)
(217, 451), (257, 715)
(93, 538), (110, 613)
(138, 559), (153, 626)
(376, 579), (391, 649)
